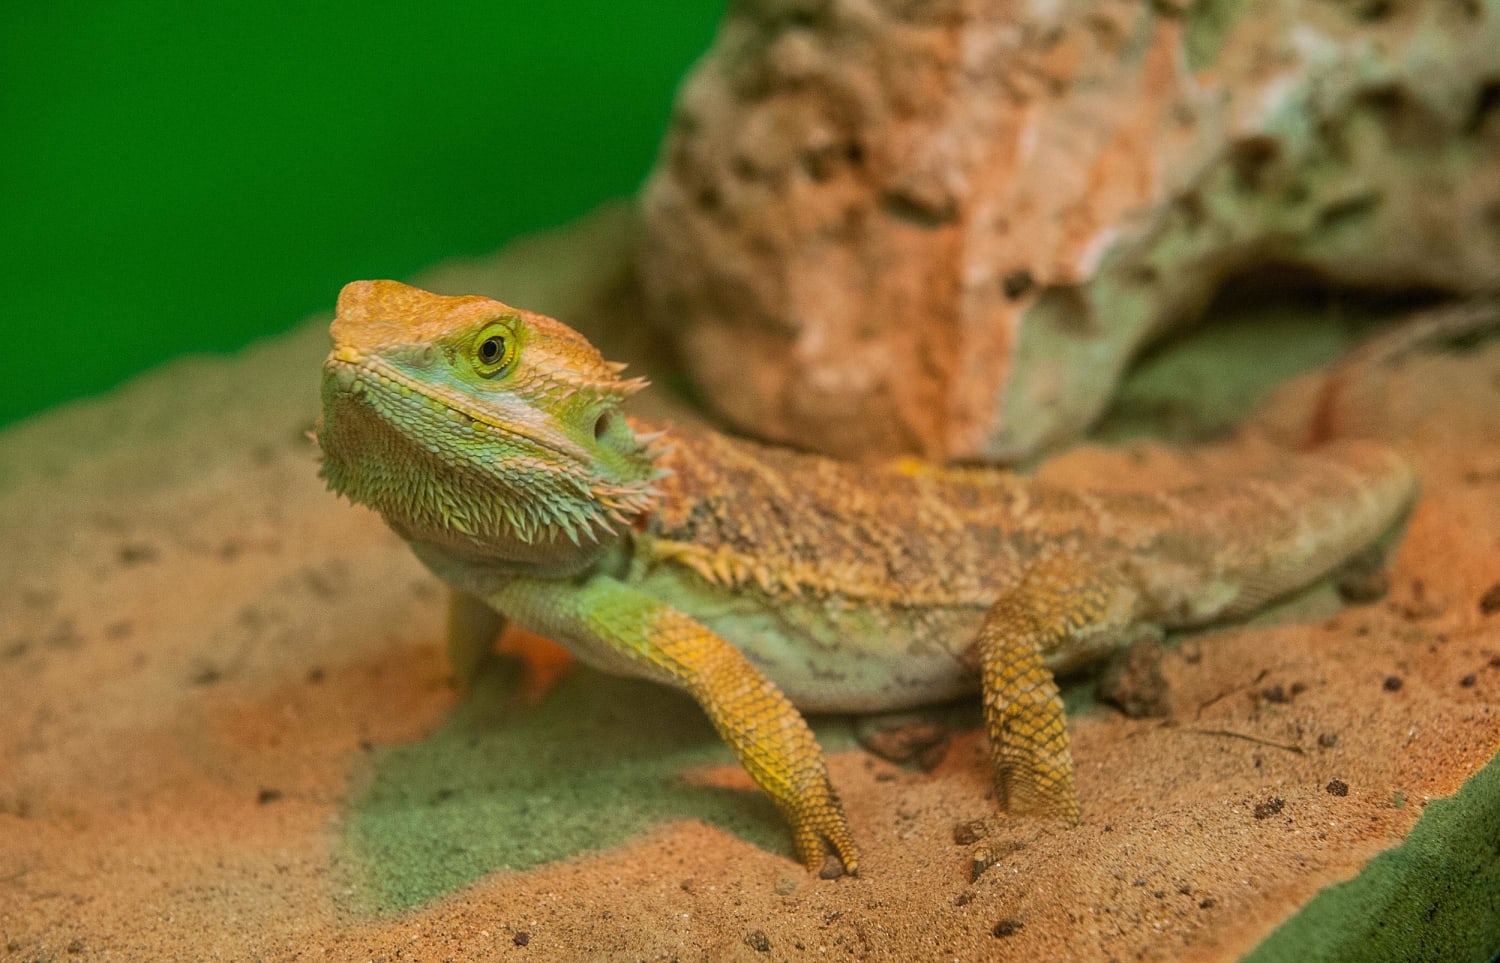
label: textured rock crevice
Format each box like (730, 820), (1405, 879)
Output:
(641, 0), (1500, 461)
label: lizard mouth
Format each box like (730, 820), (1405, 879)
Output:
(323, 348), (592, 465)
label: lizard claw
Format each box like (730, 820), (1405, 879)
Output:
(792, 804), (864, 876)
(793, 823), (860, 878)
(788, 781), (861, 877)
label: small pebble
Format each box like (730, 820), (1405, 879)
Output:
(117, 543), (159, 566)
(1001, 269), (1035, 300)
(952, 819), (986, 846)
(1382, 675), (1403, 692)
(1253, 797), (1285, 819)
(1336, 562), (1390, 604)
(992, 918), (1024, 938)
(1099, 640), (1171, 718)
(1326, 779), (1349, 797)
(856, 717), (950, 771)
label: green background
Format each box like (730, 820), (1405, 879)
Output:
(0, 2), (725, 428)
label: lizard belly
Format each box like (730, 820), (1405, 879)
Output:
(633, 569), (983, 713)
(740, 622), (980, 713)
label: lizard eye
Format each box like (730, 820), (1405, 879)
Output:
(472, 322), (517, 376)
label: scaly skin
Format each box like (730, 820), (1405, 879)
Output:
(317, 280), (1417, 876)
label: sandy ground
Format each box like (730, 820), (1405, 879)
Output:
(2, 206), (1498, 962)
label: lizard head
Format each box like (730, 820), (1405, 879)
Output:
(317, 280), (662, 566)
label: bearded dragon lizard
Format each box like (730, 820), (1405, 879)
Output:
(316, 280), (1416, 876)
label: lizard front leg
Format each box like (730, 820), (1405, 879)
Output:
(977, 551), (1139, 823)
(493, 575), (860, 876)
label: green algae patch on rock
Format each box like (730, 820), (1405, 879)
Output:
(338, 656), (855, 913)
(1243, 748), (1500, 963)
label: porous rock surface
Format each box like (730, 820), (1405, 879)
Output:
(640, 0), (1500, 460)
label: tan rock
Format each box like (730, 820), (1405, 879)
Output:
(641, 0), (1500, 460)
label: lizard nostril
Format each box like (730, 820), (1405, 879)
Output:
(400, 344), (437, 368)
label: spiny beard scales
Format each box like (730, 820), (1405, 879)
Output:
(320, 407), (664, 554)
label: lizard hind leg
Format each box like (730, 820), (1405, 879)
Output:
(976, 553), (1139, 825)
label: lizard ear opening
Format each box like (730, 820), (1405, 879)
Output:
(591, 407), (650, 463)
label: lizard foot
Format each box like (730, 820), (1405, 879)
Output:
(976, 552), (1135, 826)
(786, 777), (861, 877)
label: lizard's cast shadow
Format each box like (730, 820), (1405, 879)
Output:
(340, 655), (854, 912)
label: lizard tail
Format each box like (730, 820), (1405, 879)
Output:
(1303, 297), (1500, 448)
(1217, 438), (1417, 619)
(1130, 438), (1417, 626)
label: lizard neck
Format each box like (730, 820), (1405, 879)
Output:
(407, 535), (622, 596)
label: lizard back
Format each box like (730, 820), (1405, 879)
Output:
(635, 420), (1416, 627)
